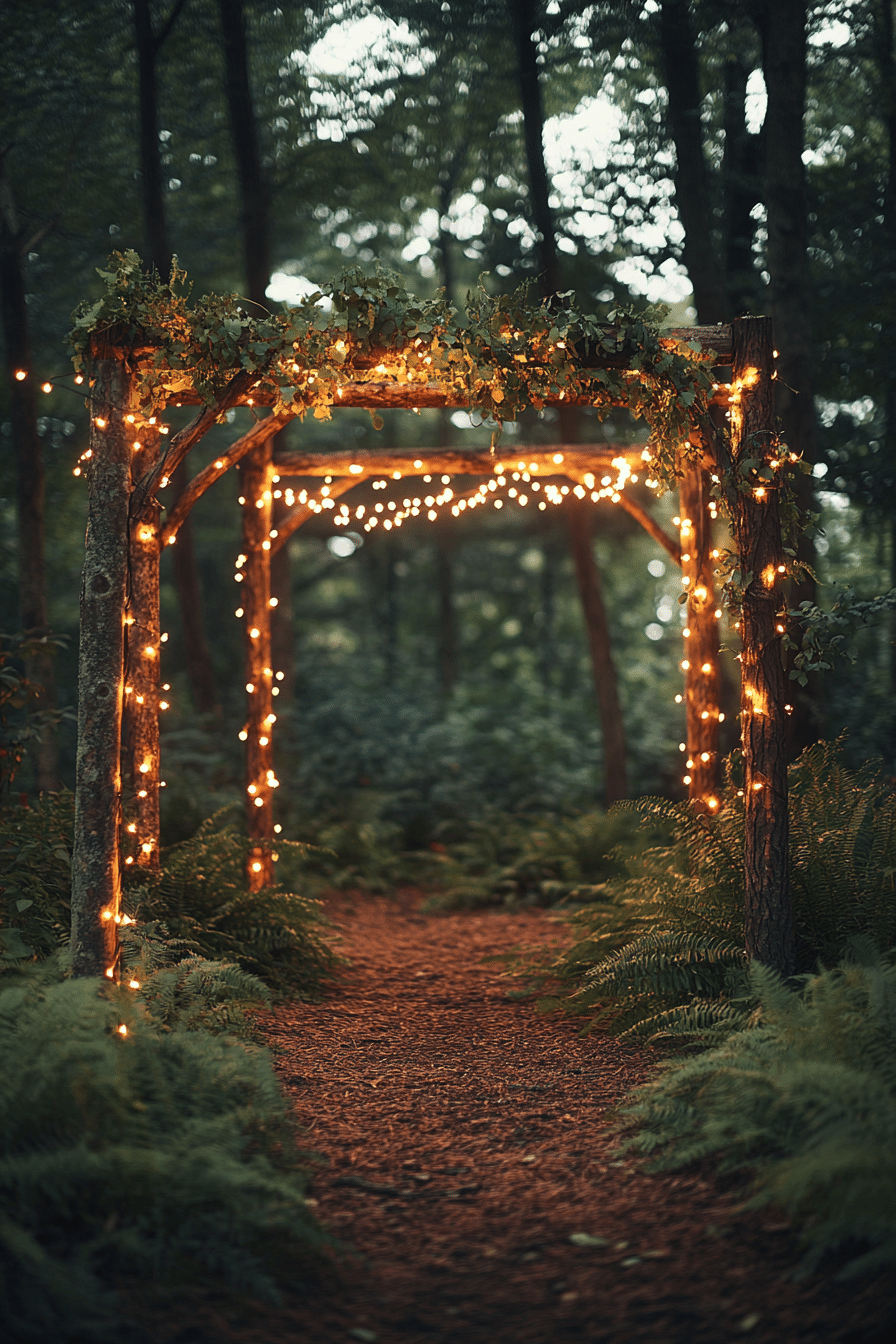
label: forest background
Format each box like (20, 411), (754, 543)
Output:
(2, 0), (894, 854)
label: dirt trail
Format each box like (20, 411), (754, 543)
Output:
(152, 891), (891, 1344)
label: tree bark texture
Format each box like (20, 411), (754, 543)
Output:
(121, 428), (162, 873)
(678, 461), (721, 808)
(566, 500), (628, 806)
(731, 316), (794, 974)
(239, 438), (276, 889)
(71, 360), (135, 978)
(659, 0), (728, 322)
(0, 159), (59, 790)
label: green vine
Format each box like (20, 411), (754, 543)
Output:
(70, 251), (716, 483)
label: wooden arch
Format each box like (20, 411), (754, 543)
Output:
(70, 314), (794, 983)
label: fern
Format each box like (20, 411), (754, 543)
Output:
(128, 810), (339, 994)
(620, 942), (896, 1277)
(0, 975), (326, 1340)
(536, 742), (896, 1037)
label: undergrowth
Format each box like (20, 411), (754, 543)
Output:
(420, 807), (658, 911)
(622, 941), (896, 1279)
(0, 971), (325, 1341)
(531, 741), (896, 1038)
(0, 797), (338, 996)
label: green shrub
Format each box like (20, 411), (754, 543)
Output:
(0, 974), (324, 1341)
(0, 801), (339, 996)
(422, 807), (656, 911)
(536, 741), (896, 1037)
(622, 942), (896, 1278)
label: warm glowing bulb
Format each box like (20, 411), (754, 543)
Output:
(15, 369), (26, 381)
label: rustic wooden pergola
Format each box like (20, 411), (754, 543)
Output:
(70, 311), (793, 983)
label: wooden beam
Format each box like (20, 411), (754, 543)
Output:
(271, 446), (646, 478)
(159, 412), (291, 547)
(139, 366), (258, 493)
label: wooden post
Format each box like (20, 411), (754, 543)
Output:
(122, 426), (161, 873)
(238, 436), (276, 889)
(679, 460), (721, 810)
(731, 316), (794, 974)
(71, 358), (134, 979)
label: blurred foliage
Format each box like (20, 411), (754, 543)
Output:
(0, 633), (71, 794)
(622, 943), (896, 1280)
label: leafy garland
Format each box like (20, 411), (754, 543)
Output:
(70, 251), (716, 485)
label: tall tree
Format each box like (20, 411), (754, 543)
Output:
(506, 0), (629, 801)
(0, 155), (59, 789)
(132, 0), (221, 717)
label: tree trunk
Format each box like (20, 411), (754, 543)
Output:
(434, 521), (458, 694)
(731, 316), (794, 974)
(566, 501), (628, 806)
(658, 0), (728, 322)
(133, 0), (219, 714)
(874, 0), (896, 700)
(0, 157), (59, 791)
(723, 50), (762, 317)
(122, 429), (162, 873)
(270, 475), (295, 702)
(239, 438), (276, 890)
(133, 0), (170, 277)
(508, 0), (561, 296)
(218, 0), (280, 880)
(71, 359), (135, 978)
(169, 462), (220, 713)
(218, 0), (271, 307)
(756, 0), (818, 755)
(509, 0), (628, 797)
(678, 461), (721, 807)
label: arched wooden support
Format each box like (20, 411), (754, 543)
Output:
(159, 412), (295, 548)
(679, 460), (721, 810)
(122, 426), (162, 872)
(71, 358), (135, 979)
(730, 316), (794, 974)
(238, 435), (277, 890)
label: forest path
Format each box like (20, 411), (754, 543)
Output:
(154, 891), (888, 1344)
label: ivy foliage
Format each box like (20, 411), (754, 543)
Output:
(622, 943), (896, 1280)
(786, 583), (896, 684)
(69, 251), (716, 479)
